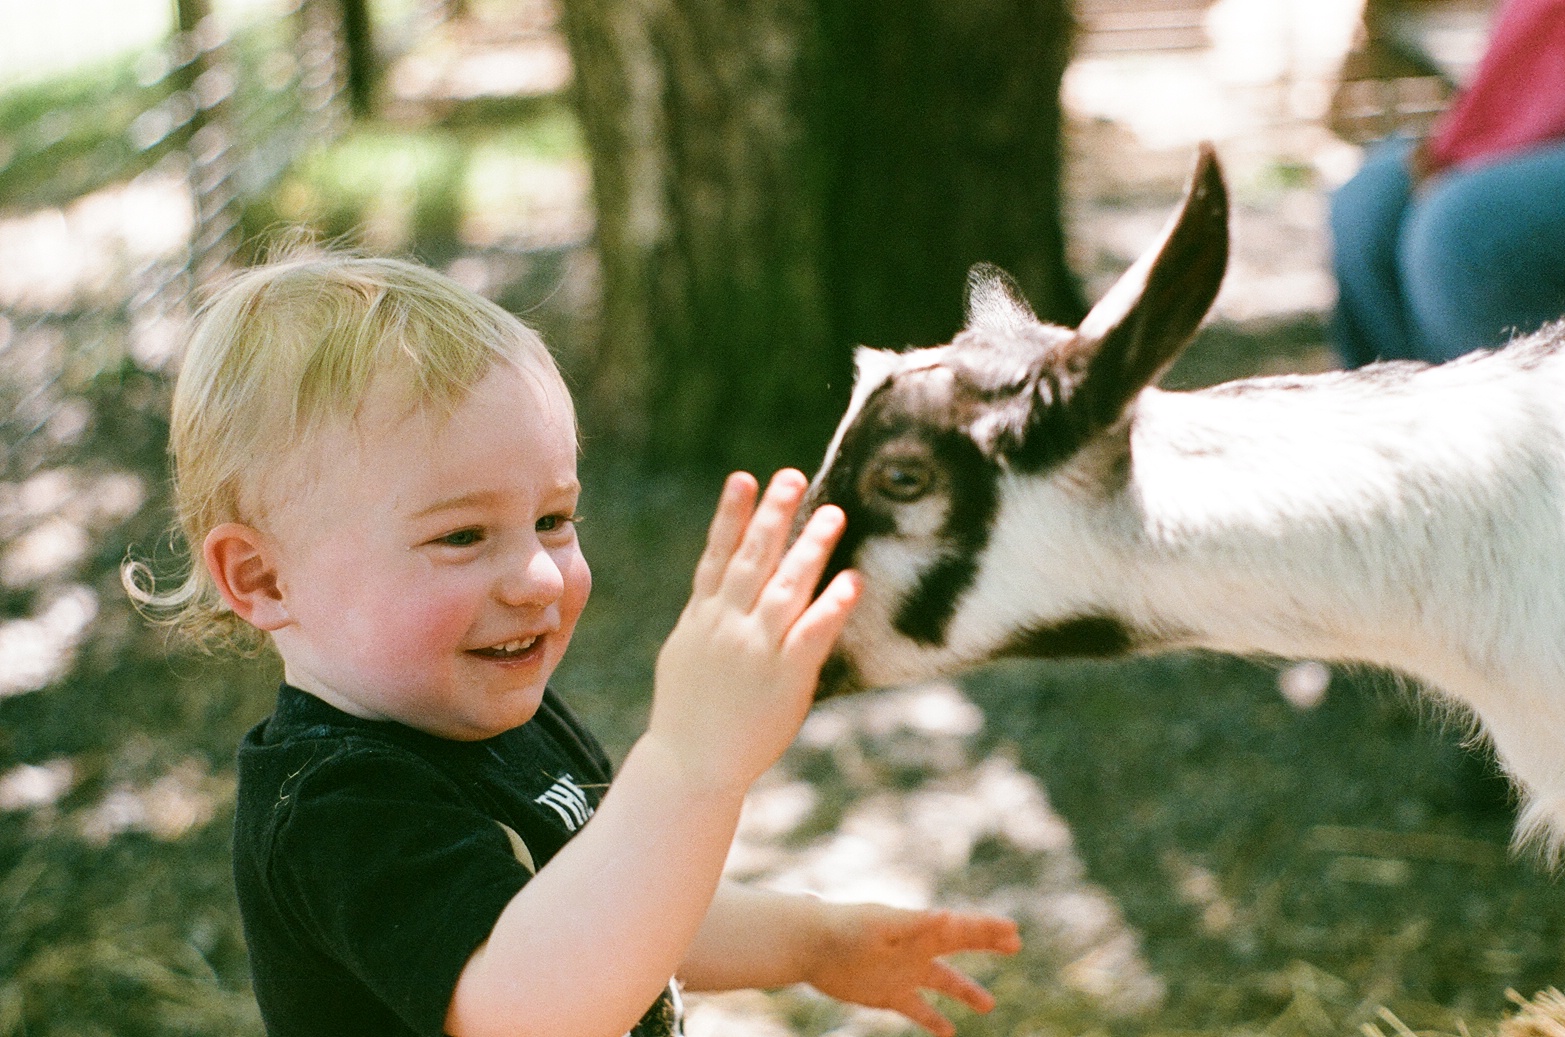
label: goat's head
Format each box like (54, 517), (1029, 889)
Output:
(809, 144), (1229, 698)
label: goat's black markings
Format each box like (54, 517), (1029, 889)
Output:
(999, 615), (1137, 659)
(889, 431), (999, 647)
(814, 337), (1139, 652)
(810, 374), (1004, 649)
(894, 554), (980, 645)
(812, 382), (899, 598)
(813, 338), (1125, 649)
(1011, 364), (1098, 476)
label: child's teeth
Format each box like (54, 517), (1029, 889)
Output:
(472, 636), (539, 658)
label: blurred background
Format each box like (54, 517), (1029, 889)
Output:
(2, 0), (1561, 1034)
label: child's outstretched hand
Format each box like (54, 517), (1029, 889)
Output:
(649, 469), (861, 793)
(802, 902), (1021, 1037)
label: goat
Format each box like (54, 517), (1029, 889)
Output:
(805, 143), (1565, 858)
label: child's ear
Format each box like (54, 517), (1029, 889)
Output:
(203, 523), (291, 631)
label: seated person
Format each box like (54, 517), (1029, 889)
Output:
(1330, 0), (1565, 365)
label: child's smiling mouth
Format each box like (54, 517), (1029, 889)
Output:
(468, 636), (541, 660)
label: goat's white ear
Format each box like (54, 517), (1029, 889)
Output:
(1072, 142), (1228, 407)
(965, 263), (1039, 338)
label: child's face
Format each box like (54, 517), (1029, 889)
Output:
(263, 362), (590, 740)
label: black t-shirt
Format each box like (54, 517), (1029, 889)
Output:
(233, 683), (682, 1037)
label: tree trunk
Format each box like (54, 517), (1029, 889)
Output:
(560, 0), (1079, 473)
(337, 0), (377, 116)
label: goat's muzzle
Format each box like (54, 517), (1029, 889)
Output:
(814, 650), (863, 700)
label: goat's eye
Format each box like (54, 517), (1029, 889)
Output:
(869, 456), (933, 503)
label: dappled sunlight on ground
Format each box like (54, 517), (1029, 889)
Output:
(0, 758), (74, 813)
(1, 469), (147, 589)
(0, 741), (236, 842)
(0, 167), (191, 312)
(0, 586), (98, 699)
(1064, 60), (1350, 328)
(74, 756), (233, 845)
(458, 153), (592, 251)
(1067, 0), (1365, 160)
(380, 0), (567, 109)
(385, 23), (570, 107)
(0, 464), (150, 699)
(686, 682), (1166, 1034)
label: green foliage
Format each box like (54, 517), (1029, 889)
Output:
(0, 820), (263, 1037)
(239, 103), (583, 266)
(0, 55), (165, 212)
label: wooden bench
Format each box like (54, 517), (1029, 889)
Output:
(1075, 0), (1215, 53)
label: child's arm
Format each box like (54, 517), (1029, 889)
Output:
(446, 470), (861, 1037)
(679, 882), (1021, 1037)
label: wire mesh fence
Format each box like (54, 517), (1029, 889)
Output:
(1, 0), (347, 476)
(0, 0), (351, 704)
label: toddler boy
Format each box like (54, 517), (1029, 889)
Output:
(127, 249), (1020, 1037)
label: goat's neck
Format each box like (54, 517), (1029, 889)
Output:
(1081, 378), (1563, 690)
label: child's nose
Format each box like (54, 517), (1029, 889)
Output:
(497, 544), (565, 607)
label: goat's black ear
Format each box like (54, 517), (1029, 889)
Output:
(1065, 142), (1228, 432)
(965, 263), (1039, 339)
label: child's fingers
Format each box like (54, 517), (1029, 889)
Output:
(889, 992), (956, 1037)
(781, 569), (861, 665)
(935, 913), (1022, 956)
(754, 504), (847, 633)
(691, 472), (758, 597)
(923, 959), (997, 1016)
(720, 469), (809, 606)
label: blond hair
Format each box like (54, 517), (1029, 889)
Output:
(123, 245), (568, 652)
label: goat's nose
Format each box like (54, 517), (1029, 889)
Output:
(813, 650), (861, 700)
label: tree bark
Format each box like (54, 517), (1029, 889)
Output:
(560, 0), (1079, 473)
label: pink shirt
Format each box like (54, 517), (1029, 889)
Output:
(1424, 0), (1565, 172)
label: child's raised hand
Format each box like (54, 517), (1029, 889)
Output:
(801, 903), (1022, 1037)
(649, 469), (861, 792)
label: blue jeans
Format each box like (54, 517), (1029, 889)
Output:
(1330, 136), (1565, 366)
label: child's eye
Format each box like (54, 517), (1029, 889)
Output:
(435, 528), (485, 548)
(537, 513), (582, 535)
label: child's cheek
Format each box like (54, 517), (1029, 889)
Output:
(354, 588), (477, 671)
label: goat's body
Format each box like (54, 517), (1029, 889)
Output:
(810, 146), (1565, 857)
(1122, 341), (1565, 680)
(987, 337), (1565, 850)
